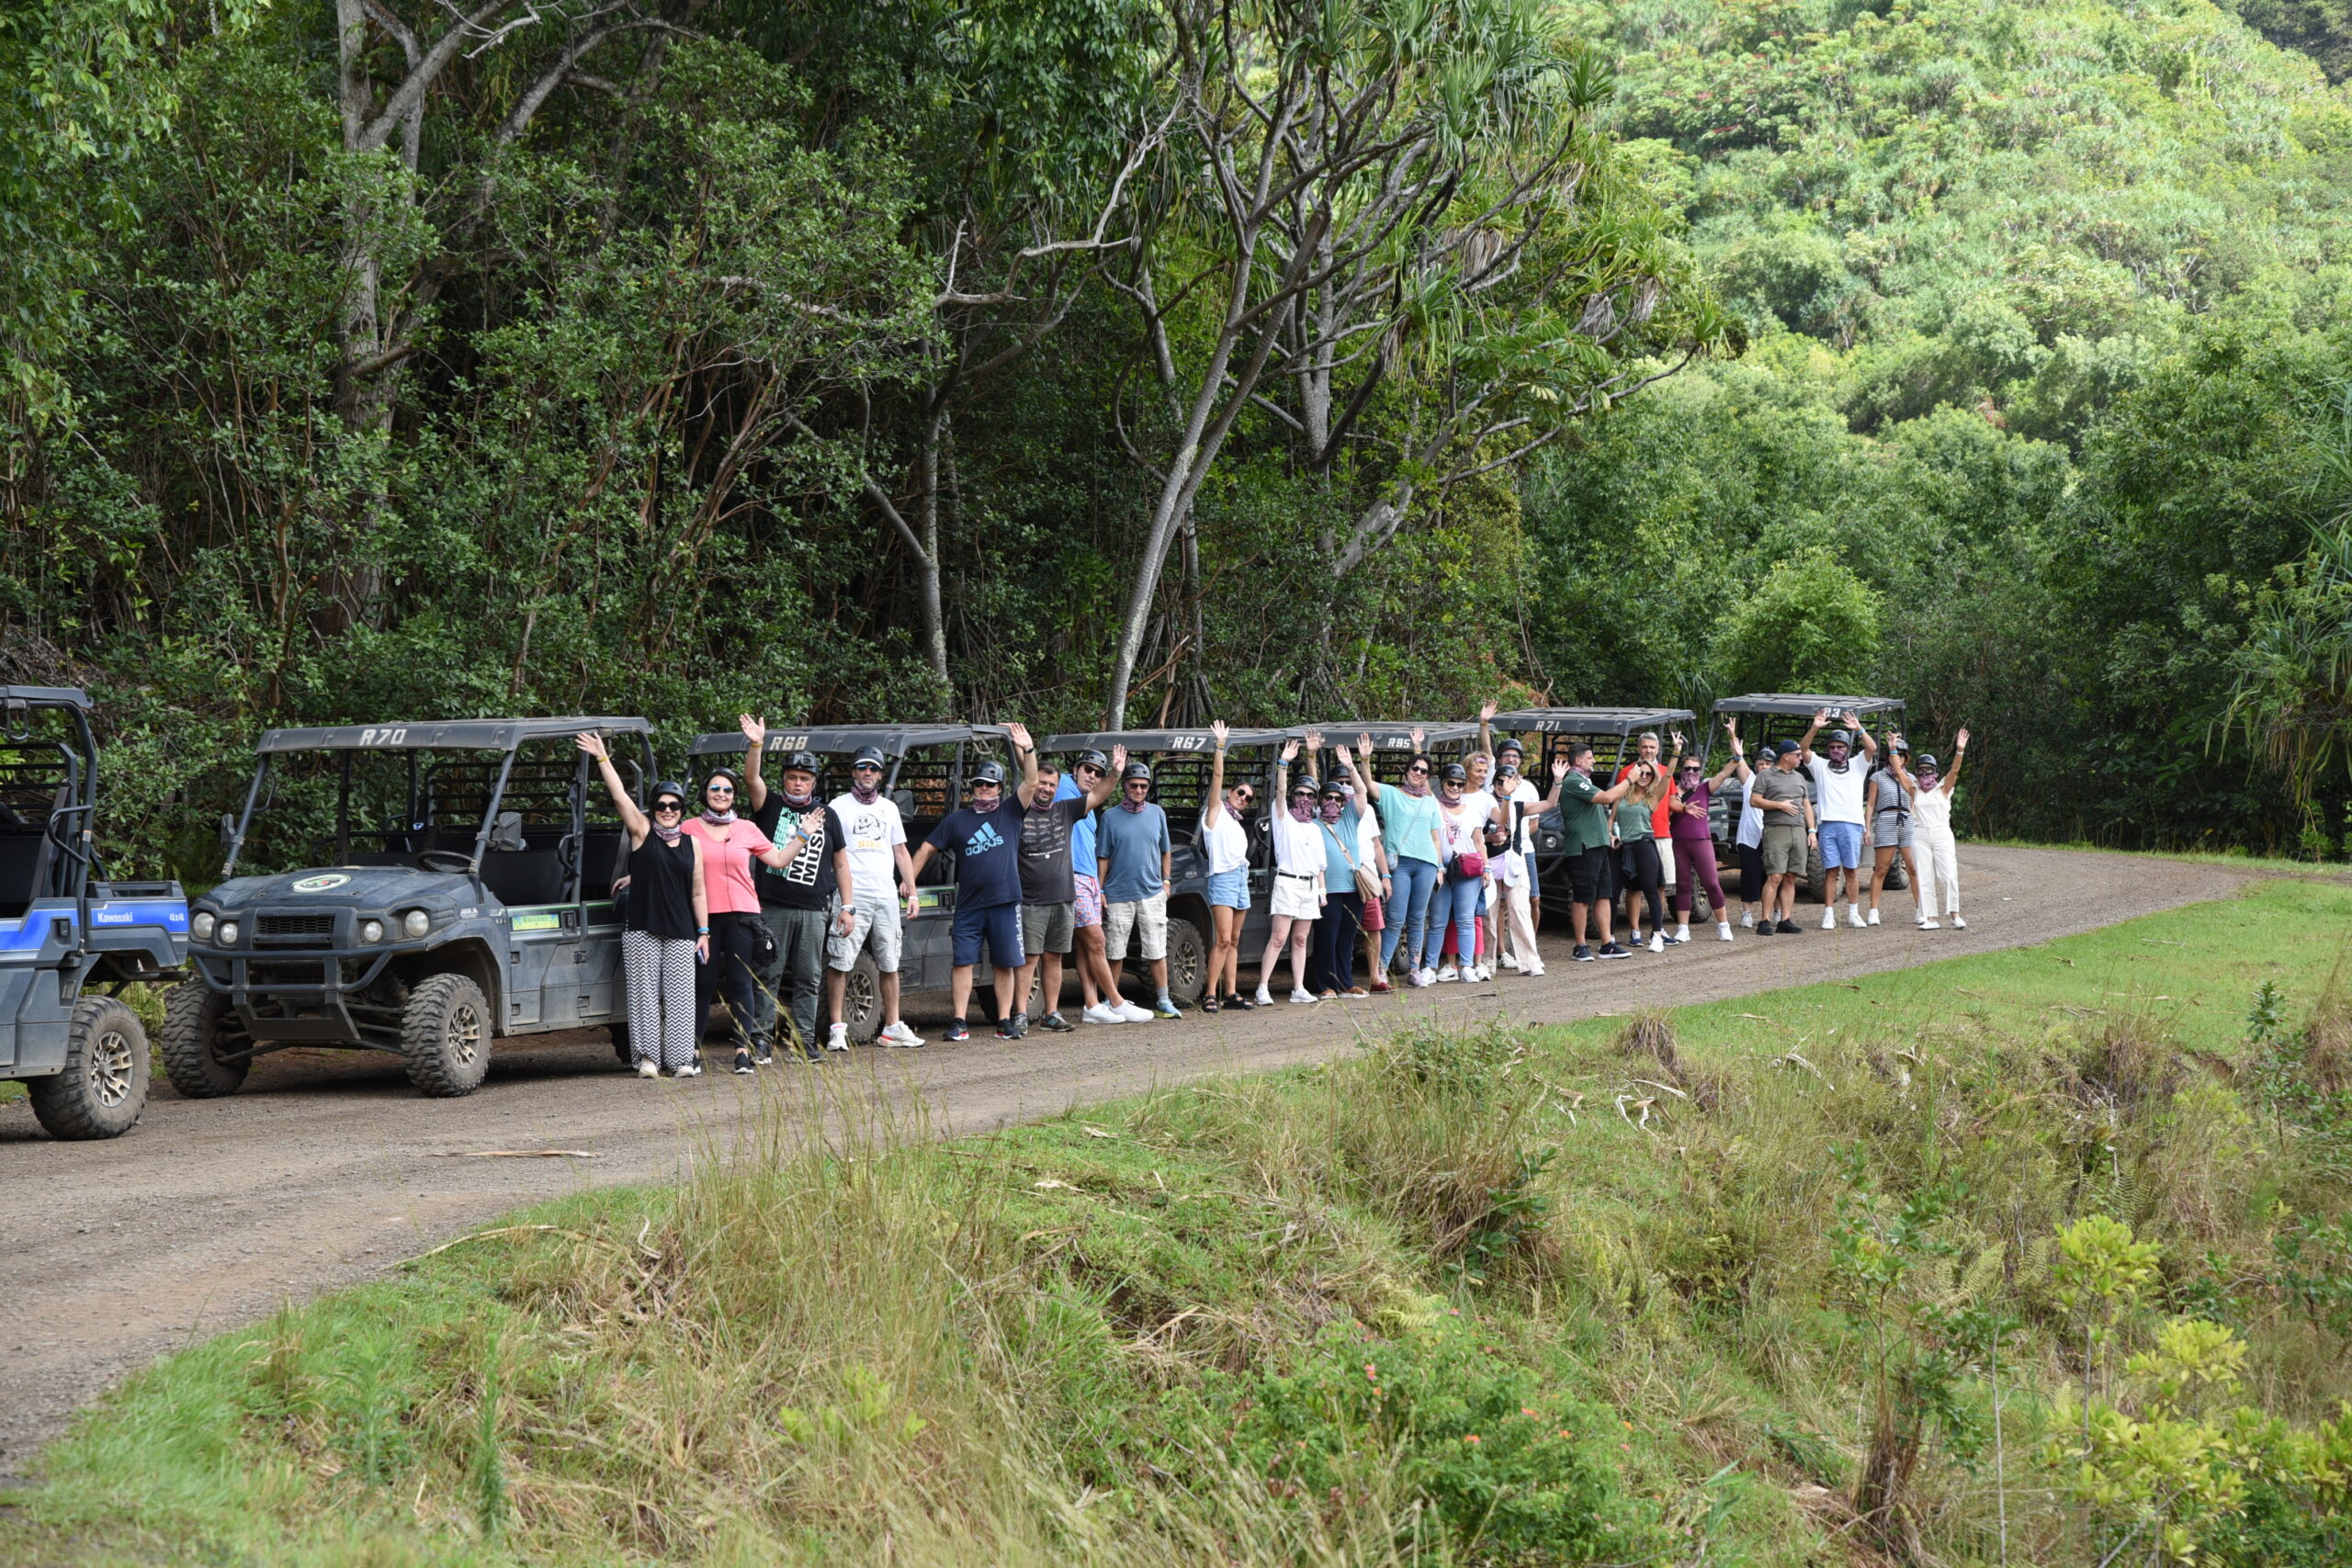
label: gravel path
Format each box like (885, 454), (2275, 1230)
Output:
(0, 846), (2256, 1479)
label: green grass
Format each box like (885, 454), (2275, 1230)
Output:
(8, 879), (2352, 1566)
(1978, 836), (2352, 880)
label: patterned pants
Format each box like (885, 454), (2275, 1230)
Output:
(623, 931), (699, 1071)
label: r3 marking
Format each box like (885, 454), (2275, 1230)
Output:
(357, 728), (409, 746)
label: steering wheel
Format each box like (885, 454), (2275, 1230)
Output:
(418, 850), (475, 874)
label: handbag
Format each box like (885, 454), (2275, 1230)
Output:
(1453, 851), (1487, 879)
(1320, 819), (1384, 899)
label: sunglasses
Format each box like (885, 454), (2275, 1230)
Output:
(1230, 788), (1254, 803)
(1125, 778), (1150, 787)
(707, 785), (734, 795)
(1078, 765), (1105, 778)
(1290, 790), (1315, 802)
(1408, 763), (1430, 775)
(653, 799), (684, 814)
(852, 762), (882, 773)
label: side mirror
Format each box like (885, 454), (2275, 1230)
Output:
(488, 811), (526, 852)
(219, 812), (238, 852)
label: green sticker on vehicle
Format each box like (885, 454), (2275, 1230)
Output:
(511, 911), (561, 931)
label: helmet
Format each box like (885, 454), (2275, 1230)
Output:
(1290, 774), (1320, 797)
(1495, 736), (1524, 758)
(851, 745), (887, 770)
(1076, 748), (1110, 773)
(970, 761), (1007, 786)
(1826, 729), (1852, 747)
(781, 750), (820, 775)
(1440, 761), (1468, 784)
(1915, 753), (1939, 771)
(703, 767), (741, 796)
(650, 780), (690, 807)
(1122, 761), (1153, 784)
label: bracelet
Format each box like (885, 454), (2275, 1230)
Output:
(696, 926), (710, 933)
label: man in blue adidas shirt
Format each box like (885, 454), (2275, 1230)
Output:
(910, 750), (1034, 1042)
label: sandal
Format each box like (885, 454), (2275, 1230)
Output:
(1201, 994), (1221, 1013)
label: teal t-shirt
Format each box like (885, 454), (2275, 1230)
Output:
(1379, 788), (1444, 864)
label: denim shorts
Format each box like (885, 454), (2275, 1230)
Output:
(1818, 819), (1864, 869)
(1207, 866), (1250, 909)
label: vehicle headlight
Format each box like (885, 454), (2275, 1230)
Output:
(217, 920), (240, 946)
(401, 909), (431, 940)
(358, 919), (384, 944)
(191, 911), (216, 942)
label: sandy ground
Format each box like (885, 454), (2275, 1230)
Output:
(0, 845), (2257, 1481)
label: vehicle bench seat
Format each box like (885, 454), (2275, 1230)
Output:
(0, 826), (56, 919)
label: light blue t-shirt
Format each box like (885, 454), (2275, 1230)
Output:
(1056, 773), (1097, 875)
(1317, 807), (1363, 886)
(1096, 803), (1170, 901)
(1379, 788), (1445, 865)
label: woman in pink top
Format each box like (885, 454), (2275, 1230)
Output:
(684, 767), (808, 1075)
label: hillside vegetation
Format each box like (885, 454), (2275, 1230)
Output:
(12, 877), (2352, 1566)
(6, 0), (2352, 876)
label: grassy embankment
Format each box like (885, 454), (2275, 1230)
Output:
(10, 878), (2352, 1566)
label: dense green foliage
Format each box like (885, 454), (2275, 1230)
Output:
(14, 879), (2352, 1565)
(10, 0), (2352, 876)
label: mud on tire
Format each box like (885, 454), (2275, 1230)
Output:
(401, 973), (492, 1098)
(158, 980), (250, 1099)
(28, 996), (150, 1140)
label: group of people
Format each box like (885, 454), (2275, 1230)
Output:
(574, 705), (1970, 1076)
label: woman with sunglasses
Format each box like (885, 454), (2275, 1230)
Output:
(1614, 759), (1674, 952)
(1198, 719), (1257, 1011)
(578, 734), (709, 1077)
(1342, 729), (1445, 986)
(683, 764), (811, 1074)
(1428, 761), (1501, 982)
(1254, 736), (1325, 1006)
(1668, 744), (1743, 944)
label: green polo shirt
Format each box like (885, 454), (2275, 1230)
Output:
(1557, 769), (1611, 855)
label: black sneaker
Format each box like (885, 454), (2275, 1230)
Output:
(1754, 921), (1776, 937)
(1037, 1010), (1073, 1032)
(1775, 919), (1802, 934)
(1598, 942), (1633, 960)
(752, 1039), (775, 1066)
(945, 1018), (970, 1043)
(732, 1048), (755, 1075)
(1572, 944), (1596, 962)
(799, 1044), (823, 1063)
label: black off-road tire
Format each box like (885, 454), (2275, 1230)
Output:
(158, 979), (250, 1099)
(840, 953), (883, 1043)
(1162, 917), (1207, 1007)
(28, 996), (149, 1140)
(401, 974), (492, 1098)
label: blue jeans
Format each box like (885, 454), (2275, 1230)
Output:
(1422, 874), (1482, 970)
(1380, 857), (1439, 972)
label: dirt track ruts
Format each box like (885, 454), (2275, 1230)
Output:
(0, 846), (2258, 1480)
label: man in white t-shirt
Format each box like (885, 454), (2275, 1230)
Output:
(823, 745), (925, 1049)
(1800, 706), (1879, 932)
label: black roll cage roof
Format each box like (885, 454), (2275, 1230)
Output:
(687, 723), (1006, 761)
(1039, 727), (1294, 755)
(1307, 721), (1481, 752)
(1711, 694), (1905, 718)
(0, 687), (104, 940)
(225, 716), (658, 880)
(1490, 707), (1697, 737)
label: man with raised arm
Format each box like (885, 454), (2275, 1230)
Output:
(1009, 725), (1121, 1035)
(823, 744), (925, 1050)
(1797, 706), (1879, 931)
(741, 716), (854, 1062)
(1555, 740), (1640, 962)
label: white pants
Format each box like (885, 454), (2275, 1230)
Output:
(1495, 881), (1541, 972)
(1916, 828), (1960, 919)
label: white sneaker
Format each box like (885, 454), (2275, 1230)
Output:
(1116, 1001), (1153, 1022)
(1436, 965), (1459, 983)
(635, 1058), (658, 1078)
(1082, 1002), (1125, 1025)
(1821, 908), (1837, 931)
(882, 1021), (926, 1048)
(1675, 926), (1690, 943)
(1740, 910), (1754, 928)
(1867, 908), (1882, 926)
(826, 1023), (851, 1052)
(672, 1062), (702, 1077)
(1717, 922), (1734, 942)
(1521, 964), (1545, 977)
(1500, 952), (1520, 971)
(1476, 964), (1494, 981)
(1847, 906), (1866, 929)
(1254, 986), (1275, 1006)
(1288, 987), (1317, 1004)
(1647, 931), (1664, 953)
(1951, 914), (1967, 929)
(1920, 919), (1941, 931)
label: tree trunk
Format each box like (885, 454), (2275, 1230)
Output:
(913, 406), (951, 700)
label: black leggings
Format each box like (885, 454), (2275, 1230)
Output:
(696, 909), (763, 1044)
(1736, 842), (1765, 905)
(1308, 891), (1363, 993)
(1618, 839), (1664, 932)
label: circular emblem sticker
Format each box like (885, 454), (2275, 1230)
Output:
(290, 874), (351, 893)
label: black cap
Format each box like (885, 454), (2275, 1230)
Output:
(1122, 761), (1153, 783)
(1076, 748), (1110, 772)
(781, 750), (820, 775)
(1776, 739), (1804, 758)
(852, 746), (887, 769)
(970, 761), (1007, 786)
(1440, 761), (1468, 784)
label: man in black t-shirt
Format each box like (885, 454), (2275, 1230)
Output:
(741, 717), (854, 1060)
(1004, 722), (1118, 1034)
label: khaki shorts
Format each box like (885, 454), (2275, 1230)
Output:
(1103, 887), (1168, 961)
(1760, 829), (1809, 877)
(826, 897), (903, 973)
(1022, 901), (1075, 956)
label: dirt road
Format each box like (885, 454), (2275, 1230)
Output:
(0, 846), (2254, 1478)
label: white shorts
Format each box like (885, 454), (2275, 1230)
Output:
(1271, 874), (1321, 920)
(1103, 888), (1168, 961)
(826, 897), (903, 974)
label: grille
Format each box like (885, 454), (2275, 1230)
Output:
(256, 913), (336, 947)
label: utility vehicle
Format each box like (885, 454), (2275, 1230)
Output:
(166, 716), (654, 1099)
(1039, 726), (1297, 1008)
(1704, 694), (1908, 902)
(1, 687), (187, 1139)
(685, 724), (1010, 1041)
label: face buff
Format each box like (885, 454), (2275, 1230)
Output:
(851, 774), (882, 805)
(1318, 797), (1344, 824)
(781, 784), (816, 811)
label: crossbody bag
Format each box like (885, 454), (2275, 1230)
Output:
(1320, 819), (1384, 899)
